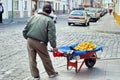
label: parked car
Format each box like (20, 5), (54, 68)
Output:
(68, 10), (90, 26)
(85, 7), (101, 22)
(97, 8), (107, 17)
(34, 9), (57, 23)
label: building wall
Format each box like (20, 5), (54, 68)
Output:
(54, 0), (67, 14)
(113, 0), (120, 26)
(1, 0), (83, 19)
(2, 0), (31, 19)
(116, 0), (120, 14)
(78, 0), (83, 7)
(84, 0), (92, 7)
(35, 0), (68, 14)
(1, 0), (8, 19)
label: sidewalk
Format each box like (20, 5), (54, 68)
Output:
(1, 17), (29, 24)
(90, 13), (120, 34)
(38, 59), (120, 80)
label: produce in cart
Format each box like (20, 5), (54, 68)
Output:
(74, 41), (97, 51)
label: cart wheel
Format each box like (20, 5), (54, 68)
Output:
(85, 55), (96, 68)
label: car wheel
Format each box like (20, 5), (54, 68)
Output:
(84, 22), (87, 26)
(68, 23), (71, 26)
(95, 19), (98, 22)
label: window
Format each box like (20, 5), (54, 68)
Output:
(39, 1), (44, 8)
(71, 10), (84, 16)
(55, 3), (57, 10)
(14, 0), (19, 10)
(58, 3), (60, 10)
(86, 0), (90, 3)
(24, 1), (27, 10)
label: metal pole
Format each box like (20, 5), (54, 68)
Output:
(11, 0), (14, 22)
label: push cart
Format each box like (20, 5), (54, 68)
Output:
(52, 43), (103, 73)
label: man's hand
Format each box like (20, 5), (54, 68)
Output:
(53, 47), (58, 52)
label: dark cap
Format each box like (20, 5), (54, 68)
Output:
(43, 4), (52, 14)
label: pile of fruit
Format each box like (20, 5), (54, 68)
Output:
(74, 41), (97, 51)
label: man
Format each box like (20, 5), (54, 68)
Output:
(0, 2), (4, 23)
(22, 4), (58, 80)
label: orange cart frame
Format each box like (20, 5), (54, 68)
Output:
(66, 51), (100, 73)
(53, 51), (100, 73)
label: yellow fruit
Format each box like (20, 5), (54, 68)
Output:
(74, 41), (97, 51)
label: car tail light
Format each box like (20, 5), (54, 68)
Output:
(95, 13), (97, 17)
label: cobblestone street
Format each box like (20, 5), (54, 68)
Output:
(0, 14), (120, 80)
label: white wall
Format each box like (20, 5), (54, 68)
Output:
(2, 0), (69, 19)
(78, 0), (82, 6)
(116, 0), (120, 15)
(19, 0), (23, 18)
(19, 0), (31, 17)
(8, 0), (13, 11)
(2, 0), (31, 19)
(53, 0), (67, 11)
(2, 0), (9, 19)
(27, 0), (31, 17)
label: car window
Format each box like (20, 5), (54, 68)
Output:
(70, 10), (84, 16)
(85, 8), (90, 11)
(73, 8), (84, 10)
(85, 8), (97, 12)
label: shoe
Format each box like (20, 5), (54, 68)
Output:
(33, 77), (40, 80)
(33, 76), (40, 80)
(49, 72), (58, 78)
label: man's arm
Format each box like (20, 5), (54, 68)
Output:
(47, 20), (57, 48)
(23, 24), (29, 39)
(22, 16), (35, 39)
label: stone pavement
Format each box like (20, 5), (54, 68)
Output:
(0, 13), (120, 80)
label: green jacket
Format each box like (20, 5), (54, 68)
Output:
(23, 12), (56, 48)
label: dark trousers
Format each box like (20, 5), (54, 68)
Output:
(27, 38), (56, 78)
(0, 13), (2, 23)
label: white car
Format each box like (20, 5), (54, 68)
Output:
(68, 10), (90, 26)
(34, 9), (57, 23)
(85, 7), (101, 22)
